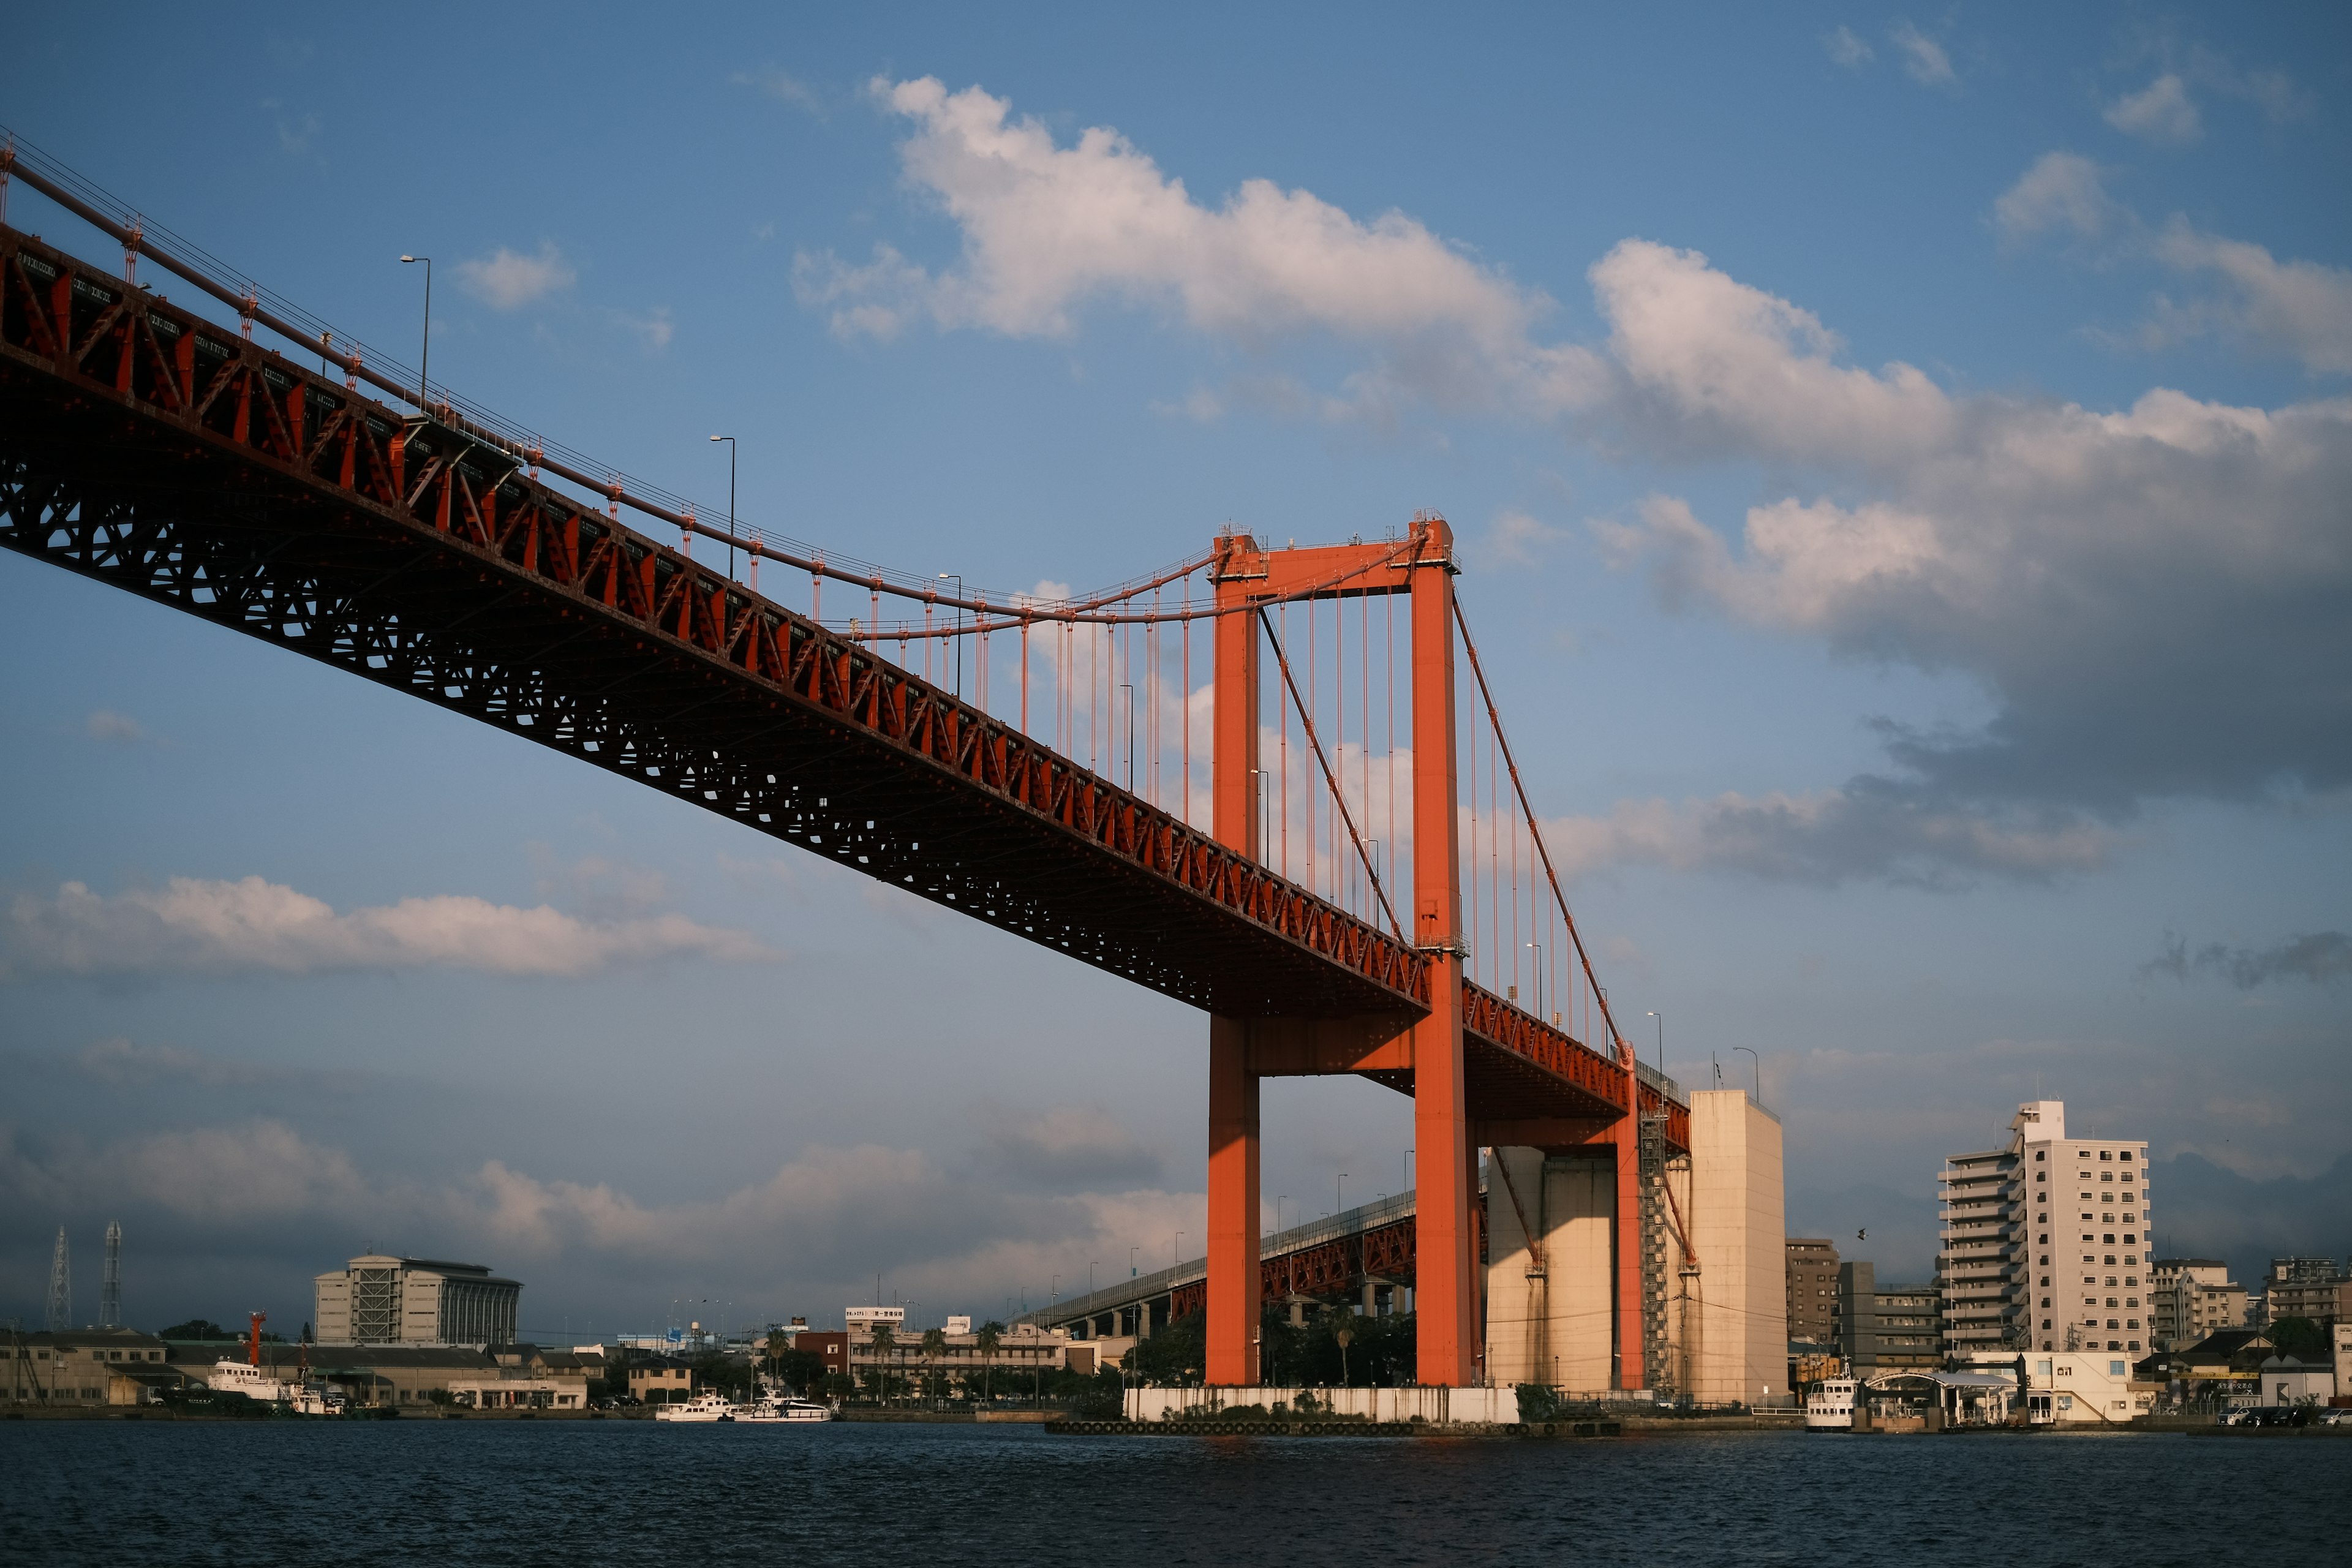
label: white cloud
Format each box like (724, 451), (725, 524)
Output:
(2152, 218), (2352, 375)
(84, 709), (146, 743)
(795, 77), (1604, 417)
(2105, 74), (2202, 145)
(1822, 26), (1872, 68)
(0, 873), (773, 979)
(453, 243), (576, 310)
(1994, 154), (2352, 374)
(1588, 239), (1954, 467)
(1487, 509), (1570, 567)
(1888, 21), (1955, 86)
(1992, 153), (2123, 244)
(733, 64), (823, 117)
(1545, 789), (2115, 888)
(605, 306), (674, 350)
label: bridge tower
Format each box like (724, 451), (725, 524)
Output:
(1205, 517), (1476, 1387)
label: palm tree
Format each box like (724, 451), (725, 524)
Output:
(974, 1322), (1003, 1406)
(866, 1321), (897, 1403)
(921, 1327), (948, 1410)
(763, 1329), (788, 1392)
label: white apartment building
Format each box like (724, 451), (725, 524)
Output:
(1940, 1101), (2154, 1358)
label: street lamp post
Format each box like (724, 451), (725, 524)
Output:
(398, 255), (431, 410)
(1646, 1010), (1663, 1077)
(1337, 1172), (1348, 1216)
(937, 574), (963, 698)
(1528, 941), (1542, 1019)
(709, 435), (736, 580)
(1735, 1045), (1762, 1107)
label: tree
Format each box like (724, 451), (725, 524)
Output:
(921, 1327), (948, 1408)
(158, 1319), (230, 1341)
(865, 1321), (897, 1401)
(764, 1329), (790, 1374)
(1128, 1310), (1205, 1387)
(974, 1321), (1003, 1403)
(2269, 1316), (2327, 1359)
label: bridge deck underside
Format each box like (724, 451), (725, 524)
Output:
(0, 221), (1677, 1139)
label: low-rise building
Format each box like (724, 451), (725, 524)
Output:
(848, 1323), (1074, 1393)
(628, 1355), (695, 1404)
(2254, 1353), (2335, 1407)
(5, 1329), (175, 1406)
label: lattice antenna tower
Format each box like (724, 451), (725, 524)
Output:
(101, 1221), (122, 1329)
(47, 1227), (71, 1332)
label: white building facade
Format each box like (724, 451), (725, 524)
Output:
(1940, 1101), (2154, 1358)
(314, 1254), (521, 1347)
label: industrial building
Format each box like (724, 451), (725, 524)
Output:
(1486, 1088), (1789, 1404)
(314, 1254), (521, 1347)
(1940, 1099), (2152, 1356)
(4, 1328), (176, 1406)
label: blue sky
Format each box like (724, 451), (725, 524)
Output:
(3, 2), (2346, 1335)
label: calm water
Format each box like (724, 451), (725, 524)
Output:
(7, 1420), (2346, 1566)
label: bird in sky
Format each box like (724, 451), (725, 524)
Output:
(1857, 1229), (1867, 1242)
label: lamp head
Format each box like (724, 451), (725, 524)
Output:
(400, 255), (418, 263)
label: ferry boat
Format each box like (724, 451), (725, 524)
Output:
(1806, 1378), (1858, 1430)
(654, 1390), (738, 1422)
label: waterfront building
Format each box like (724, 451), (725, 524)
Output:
(314, 1253), (521, 1348)
(1835, 1262), (1943, 1373)
(1939, 1100), (2151, 1356)
(628, 1355), (695, 1403)
(4, 1329), (175, 1406)
(1787, 1238), (1840, 1343)
(1485, 1089), (1787, 1405)
(2263, 1257), (2351, 1329)
(2148, 1259), (2247, 1349)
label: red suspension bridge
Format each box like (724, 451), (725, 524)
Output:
(0, 138), (1690, 1390)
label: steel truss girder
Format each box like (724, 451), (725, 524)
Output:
(0, 223), (1428, 1019)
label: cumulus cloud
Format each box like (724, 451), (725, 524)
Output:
(1579, 238), (2351, 878)
(794, 77), (1604, 418)
(1822, 26), (1872, 68)
(1888, 21), (1955, 86)
(1992, 153), (2124, 245)
(2105, 75), (2202, 144)
(69, 1036), (268, 1087)
(1995, 154), (2352, 374)
(2151, 219), (2352, 374)
(606, 305), (674, 351)
(2144, 930), (2352, 990)
(453, 243), (576, 309)
(797, 85), (2351, 885)
(0, 873), (772, 979)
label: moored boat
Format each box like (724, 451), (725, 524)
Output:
(1806, 1378), (1858, 1430)
(655, 1390), (738, 1422)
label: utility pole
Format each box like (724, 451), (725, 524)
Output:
(100, 1221), (121, 1329)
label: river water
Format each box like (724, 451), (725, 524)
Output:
(7, 1419), (2345, 1565)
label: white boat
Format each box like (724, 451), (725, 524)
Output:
(736, 1394), (837, 1423)
(655, 1390), (738, 1422)
(211, 1358), (296, 1404)
(1806, 1378), (1858, 1430)
(287, 1384), (347, 1416)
